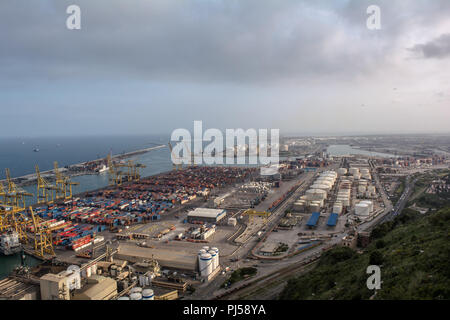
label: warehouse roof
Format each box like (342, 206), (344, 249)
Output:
(187, 208), (226, 218)
(116, 244), (198, 271)
(327, 213), (339, 227)
(306, 212), (320, 227)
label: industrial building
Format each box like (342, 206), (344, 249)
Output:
(187, 208), (226, 223)
(116, 244), (198, 272)
(306, 212), (320, 228)
(72, 275), (117, 300)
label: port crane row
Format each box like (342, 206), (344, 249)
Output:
(0, 153), (147, 259)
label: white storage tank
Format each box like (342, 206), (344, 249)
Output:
(333, 202), (343, 214)
(353, 173), (361, 180)
(355, 203), (370, 216)
(337, 197), (350, 206)
(208, 250), (217, 270)
(130, 293), (142, 300)
(66, 265), (82, 290)
(142, 289), (155, 300)
(337, 168), (347, 175)
(202, 246), (210, 252)
(131, 287), (143, 294)
(305, 189), (327, 201)
(311, 183), (331, 192)
(309, 202), (321, 213)
(360, 200), (374, 212)
(349, 168), (359, 175)
(212, 247), (219, 269)
(118, 296), (130, 300)
(293, 201), (305, 212)
(358, 186), (366, 193)
(367, 186), (376, 193)
(199, 253), (213, 277)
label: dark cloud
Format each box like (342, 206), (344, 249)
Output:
(0, 0), (420, 84)
(0, 0), (449, 136)
(409, 33), (450, 59)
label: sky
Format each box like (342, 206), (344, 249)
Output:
(1, 0), (449, 137)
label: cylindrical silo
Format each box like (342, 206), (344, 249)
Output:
(212, 247), (219, 269)
(130, 293), (142, 300)
(208, 250), (217, 270)
(355, 203), (369, 216)
(333, 202), (343, 214)
(130, 287), (142, 294)
(142, 289), (154, 300)
(199, 253), (213, 277)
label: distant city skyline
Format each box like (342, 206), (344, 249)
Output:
(1, 0), (449, 137)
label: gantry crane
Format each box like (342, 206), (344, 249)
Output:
(0, 182), (6, 204)
(53, 161), (79, 200)
(4, 169), (33, 208)
(243, 209), (271, 223)
(35, 165), (58, 204)
(29, 207), (55, 258)
(168, 142), (183, 171)
(0, 204), (30, 243)
(0, 203), (55, 257)
(107, 154), (123, 186)
(125, 160), (146, 182)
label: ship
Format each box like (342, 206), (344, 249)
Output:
(98, 165), (109, 174)
(0, 231), (22, 256)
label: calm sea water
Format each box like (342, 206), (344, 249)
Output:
(0, 134), (172, 279)
(0, 252), (42, 280)
(326, 144), (397, 158)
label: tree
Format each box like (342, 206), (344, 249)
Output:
(369, 251), (383, 265)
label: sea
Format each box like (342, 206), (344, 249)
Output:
(1, 134), (173, 279)
(326, 144), (397, 158)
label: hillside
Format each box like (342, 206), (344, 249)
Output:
(279, 206), (450, 300)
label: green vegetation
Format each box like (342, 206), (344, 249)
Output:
(391, 176), (406, 205)
(409, 170), (450, 209)
(221, 267), (257, 288)
(275, 242), (289, 254)
(279, 207), (450, 300)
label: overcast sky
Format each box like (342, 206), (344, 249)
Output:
(1, 0), (449, 137)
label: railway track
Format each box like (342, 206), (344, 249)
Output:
(215, 251), (322, 300)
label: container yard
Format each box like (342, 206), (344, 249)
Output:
(19, 166), (258, 254)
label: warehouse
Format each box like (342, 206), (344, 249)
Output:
(187, 208), (226, 224)
(116, 244), (198, 272)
